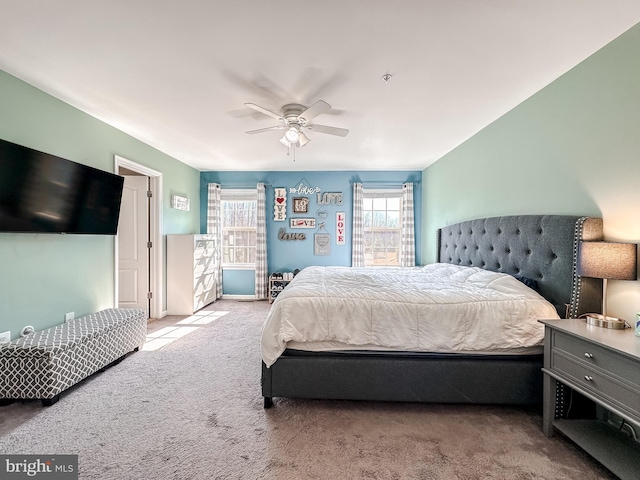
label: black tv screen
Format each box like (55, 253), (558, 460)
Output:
(0, 138), (124, 234)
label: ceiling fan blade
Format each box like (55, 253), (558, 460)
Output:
(299, 100), (331, 123)
(246, 125), (286, 134)
(244, 103), (283, 121)
(307, 124), (349, 137)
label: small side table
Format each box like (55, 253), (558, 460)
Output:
(539, 319), (640, 480)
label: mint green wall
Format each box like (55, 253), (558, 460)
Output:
(422, 23), (640, 321)
(0, 70), (200, 340)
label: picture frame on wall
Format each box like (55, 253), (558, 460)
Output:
(314, 233), (331, 256)
(293, 197), (309, 213)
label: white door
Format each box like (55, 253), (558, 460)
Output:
(118, 175), (150, 312)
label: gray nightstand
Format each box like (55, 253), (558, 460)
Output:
(539, 319), (640, 480)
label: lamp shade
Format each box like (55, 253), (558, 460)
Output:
(577, 241), (638, 280)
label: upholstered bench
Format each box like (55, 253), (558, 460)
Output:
(0, 308), (147, 406)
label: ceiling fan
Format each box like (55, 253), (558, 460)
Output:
(244, 100), (348, 149)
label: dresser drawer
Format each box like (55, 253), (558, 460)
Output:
(552, 330), (640, 386)
(551, 351), (640, 421)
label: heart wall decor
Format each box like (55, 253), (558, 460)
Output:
(274, 188), (287, 221)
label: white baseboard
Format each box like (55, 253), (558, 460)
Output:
(221, 294), (260, 301)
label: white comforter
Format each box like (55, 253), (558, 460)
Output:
(261, 264), (560, 367)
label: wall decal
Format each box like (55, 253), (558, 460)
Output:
(274, 187), (287, 221)
(314, 233), (331, 255)
(316, 192), (343, 205)
(336, 212), (346, 245)
(278, 228), (306, 240)
(290, 218), (316, 229)
(289, 182), (321, 195)
(293, 197), (309, 213)
(171, 194), (190, 211)
(314, 222), (330, 255)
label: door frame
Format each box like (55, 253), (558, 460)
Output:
(114, 155), (164, 319)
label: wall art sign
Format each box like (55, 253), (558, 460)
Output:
(290, 218), (316, 229)
(316, 192), (343, 205)
(171, 194), (190, 211)
(314, 233), (331, 255)
(289, 183), (321, 195)
(274, 187), (287, 221)
(336, 212), (346, 245)
(293, 197), (309, 213)
(278, 228), (306, 240)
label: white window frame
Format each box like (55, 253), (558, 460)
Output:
(220, 188), (257, 270)
(362, 188), (403, 268)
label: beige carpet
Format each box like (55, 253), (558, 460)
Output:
(0, 299), (615, 479)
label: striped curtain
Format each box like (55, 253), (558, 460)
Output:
(255, 183), (268, 299)
(206, 183), (223, 299)
(351, 182), (365, 267)
(400, 182), (416, 267)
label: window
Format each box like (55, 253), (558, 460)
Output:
(221, 189), (257, 268)
(362, 190), (402, 267)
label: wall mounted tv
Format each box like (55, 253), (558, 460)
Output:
(0, 138), (124, 235)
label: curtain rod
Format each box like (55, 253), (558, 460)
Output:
(214, 183), (272, 188)
(353, 180), (420, 187)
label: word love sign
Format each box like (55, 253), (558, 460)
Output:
(317, 192), (343, 205)
(289, 183), (321, 195)
(274, 188), (286, 222)
(278, 228), (306, 240)
(336, 212), (346, 245)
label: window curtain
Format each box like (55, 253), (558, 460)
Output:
(400, 182), (416, 267)
(206, 183), (223, 299)
(351, 182), (364, 267)
(255, 183), (268, 299)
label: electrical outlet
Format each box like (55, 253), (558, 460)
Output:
(0, 331), (10, 344)
(65, 312), (74, 323)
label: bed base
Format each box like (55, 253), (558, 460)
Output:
(262, 350), (543, 408)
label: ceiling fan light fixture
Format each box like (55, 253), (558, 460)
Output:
(284, 126), (300, 144)
(298, 131), (310, 147)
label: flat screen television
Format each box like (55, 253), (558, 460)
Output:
(0, 138), (124, 234)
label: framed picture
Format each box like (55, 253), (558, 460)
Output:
(171, 194), (190, 211)
(293, 197), (309, 213)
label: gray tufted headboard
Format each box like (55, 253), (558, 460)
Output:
(437, 215), (603, 318)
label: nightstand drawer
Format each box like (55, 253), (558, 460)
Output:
(551, 352), (640, 420)
(552, 330), (640, 386)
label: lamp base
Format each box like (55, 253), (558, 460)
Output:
(584, 314), (627, 329)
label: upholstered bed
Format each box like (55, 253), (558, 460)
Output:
(261, 215), (604, 408)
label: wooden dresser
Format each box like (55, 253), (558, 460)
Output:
(539, 319), (640, 480)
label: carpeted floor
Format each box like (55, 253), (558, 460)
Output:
(0, 299), (616, 479)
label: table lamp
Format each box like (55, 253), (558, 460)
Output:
(577, 241), (637, 329)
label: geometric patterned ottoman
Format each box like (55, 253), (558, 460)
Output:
(0, 308), (147, 406)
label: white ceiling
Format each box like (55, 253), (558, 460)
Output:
(1, 2), (639, 172)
